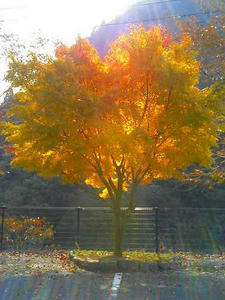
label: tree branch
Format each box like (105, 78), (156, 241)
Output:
(78, 182), (112, 207)
(165, 85), (173, 111)
(138, 71), (149, 127)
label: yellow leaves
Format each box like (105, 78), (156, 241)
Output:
(0, 169), (5, 175)
(106, 25), (168, 76)
(99, 188), (109, 199)
(44, 150), (54, 156)
(116, 49), (130, 65)
(98, 178), (128, 199)
(85, 175), (102, 189)
(161, 34), (200, 88)
(1, 25), (222, 202)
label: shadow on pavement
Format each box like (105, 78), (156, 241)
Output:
(118, 271), (225, 300)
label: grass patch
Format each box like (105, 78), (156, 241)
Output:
(123, 251), (174, 262)
(72, 250), (174, 262)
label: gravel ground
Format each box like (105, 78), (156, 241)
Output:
(0, 251), (76, 279)
(0, 252), (113, 300)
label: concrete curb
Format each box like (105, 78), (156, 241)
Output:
(69, 254), (172, 273)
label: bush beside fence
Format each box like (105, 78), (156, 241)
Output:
(0, 213), (54, 250)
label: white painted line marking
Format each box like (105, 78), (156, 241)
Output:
(109, 272), (123, 299)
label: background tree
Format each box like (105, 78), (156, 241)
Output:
(1, 26), (223, 256)
(197, 0), (225, 11)
(177, 1), (225, 185)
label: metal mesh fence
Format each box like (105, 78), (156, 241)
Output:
(3, 207), (78, 250)
(1, 206), (225, 253)
(158, 208), (225, 253)
(79, 207), (156, 251)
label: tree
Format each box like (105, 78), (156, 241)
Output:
(0, 90), (83, 207)
(1, 26), (223, 256)
(197, 0), (225, 11)
(177, 4), (225, 185)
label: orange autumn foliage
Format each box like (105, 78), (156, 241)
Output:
(3, 216), (54, 249)
(1, 26), (223, 203)
(4, 145), (15, 154)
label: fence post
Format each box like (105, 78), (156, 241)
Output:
(0, 206), (6, 252)
(154, 207), (159, 254)
(76, 207), (81, 247)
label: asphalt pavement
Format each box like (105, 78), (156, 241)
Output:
(118, 271), (225, 300)
(0, 270), (225, 300)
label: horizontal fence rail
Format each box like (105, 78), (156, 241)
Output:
(1, 206), (225, 253)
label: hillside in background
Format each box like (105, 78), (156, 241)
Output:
(89, 0), (202, 56)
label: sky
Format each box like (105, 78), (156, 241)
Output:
(0, 0), (136, 43)
(0, 0), (138, 101)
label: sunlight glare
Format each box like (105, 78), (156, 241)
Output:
(1, 0), (136, 44)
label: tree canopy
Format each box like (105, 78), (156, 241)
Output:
(1, 26), (223, 255)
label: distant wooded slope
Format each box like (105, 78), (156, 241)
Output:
(89, 0), (202, 56)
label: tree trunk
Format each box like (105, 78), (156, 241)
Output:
(113, 203), (123, 257)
